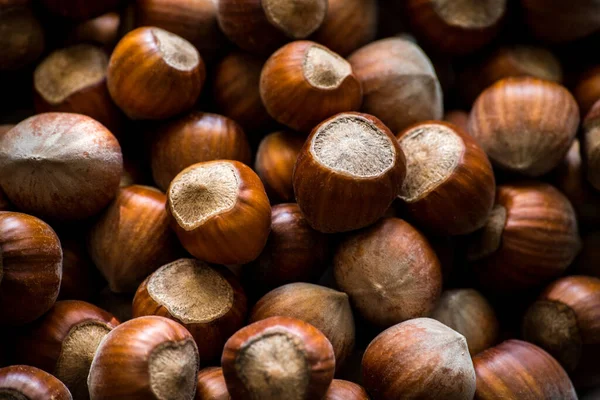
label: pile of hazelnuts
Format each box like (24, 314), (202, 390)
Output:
(2, 0), (600, 399)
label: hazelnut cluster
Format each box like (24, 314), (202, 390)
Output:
(1, 0), (600, 399)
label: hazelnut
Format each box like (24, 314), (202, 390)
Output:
(58, 235), (104, 301)
(443, 110), (469, 132)
(334, 217), (442, 327)
(431, 289), (499, 356)
(362, 318), (476, 400)
(196, 367), (229, 400)
(16, 300), (119, 399)
(311, 0), (377, 56)
(40, 0), (123, 20)
(324, 380), (370, 400)
(522, 275), (600, 388)
(221, 316), (335, 400)
(250, 282), (355, 367)
(65, 12), (120, 50)
(244, 203), (329, 295)
(0, 124), (13, 135)
(33, 44), (122, 133)
(217, 0), (327, 54)
(107, 27), (206, 120)
(0, 113), (123, 221)
(213, 52), (274, 133)
(0, 4), (44, 71)
(554, 139), (600, 227)
(151, 112), (251, 191)
(293, 112), (406, 233)
(468, 183), (581, 290)
(520, 0), (600, 43)
(133, 258), (248, 363)
(396, 121), (495, 235)
(88, 316), (199, 399)
(474, 340), (577, 399)
(134, 0), (227, 62)
(574, 65), (600, 116)
(166, 160), (271, 265)
(260, 41), (363, 132)
(469, 77), (579, 177)
(255, 132), (305, 203)
(405, 0), (505, 54)
(348, 37), (443, 133)
(0, 212), (62, 325)
(0, 365), (72, 400)
(583, 99), (600, 190)
(88, 185), (182, 293)
(458, 45), (562, 104)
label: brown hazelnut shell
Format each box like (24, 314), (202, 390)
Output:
(520, 0), (600, 43)
(0, 5), (44, 71)
(396, 121), (496, 236)
(151, 112), (251, 191)
(260, 41), (363, 133)
(250, 282), (355, 368)
(0, 212), (62, 325)
(468, 77), (580, 177)
(16, 300), (119, 399)
(431, 289), (499, 356)
(221, 316), (335, 400)
(404, 0), (506, 54)
(88, 185), (183, 293)
(293, 112), (406, 233)
(65, 12), (120, 50)
(244, 203), (329, 295)
(33, 45), (123, 134)
(0, 125), (13, 135)
(255, 132), (305, 203)
(554, 139), (600, 228)
(474, 340), (577, 399)
(88, 316), (200, 400)
(311, 0), (377, 56)
(348, 37), (443, 134)
(362, 318), (476, 400)
(458, 45), (562, 105)
(334, 218), (442, 327)
(0, 365), (72, 400)
(469, 182), (581, 291)
(574, 65), (600, 116)
(213, 52), (273, 133)
(107, 27), (206, 120)
(522, 276), (600, 388)
(0, 113), (123, 221)
(217, 0), (327, 55)
(443, 110), (469, 132)
(134, 0), (227, 62)
(324, 380), (370, 400)
(196, 367), (229, 400)
(133, 258), (248, 363)
(167, 160), (271, 265)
